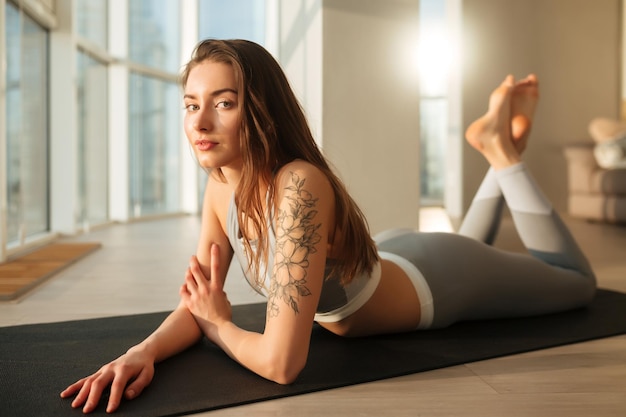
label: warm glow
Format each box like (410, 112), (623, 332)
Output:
(419, 207), (454, 233)
(417, 24), (457, 96)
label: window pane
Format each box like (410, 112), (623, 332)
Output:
(420, 98), (447, 204)
(418, 0), (449, 205)
(75, 0), (108, 49)
(418, 0), (449, 98)
(128, 0), (181, 72)
(129, 73), (181, 217)
(77, 51), (109, 227)
(198, 0), (266, 43)
(5, 3), (50, 243)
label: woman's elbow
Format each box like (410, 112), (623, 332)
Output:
(265, 355), (306, 385)
(271, 370), (300, 385)
(270, 364), (305, 385)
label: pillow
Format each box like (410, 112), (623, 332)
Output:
(594, 136), (626, 169)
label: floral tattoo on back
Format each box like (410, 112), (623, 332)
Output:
(268, 172), (322, 317)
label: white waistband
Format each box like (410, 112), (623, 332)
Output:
(379, 251), (434, 329)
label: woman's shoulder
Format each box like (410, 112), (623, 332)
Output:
(273, 161), (336, 228)
(274, 160), (332, 193)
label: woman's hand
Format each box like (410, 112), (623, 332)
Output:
(60, 345), (155, 414)
(180, 244), (232, 341)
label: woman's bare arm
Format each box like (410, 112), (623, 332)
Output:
(182, 161), (334, 384)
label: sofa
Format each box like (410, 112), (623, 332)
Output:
(563, 143), (626, 223)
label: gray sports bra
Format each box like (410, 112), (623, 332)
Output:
(226, 193), (381, 322)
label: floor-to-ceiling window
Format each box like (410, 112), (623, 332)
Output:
(76, 0), (109, 229)
(198, 0), (266, 43)
(128, 74), (181, 217)
(5, 1), (49, 246)
(128, 0), (181, 218)
(76, 0), (107, 47)
(418, 0), (453, 206)
(77, 51), (109, 227)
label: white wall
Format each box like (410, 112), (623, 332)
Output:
(457, 0), (621, 218)
(323, 0), (421, 234)
(277, 0), (324, 144)
(279, 0), (421, 235)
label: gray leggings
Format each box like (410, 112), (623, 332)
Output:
(376, 163), (596, 329)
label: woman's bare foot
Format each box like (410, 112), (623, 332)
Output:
(465, 75), (521, 170)
(510, 74), (539, 153)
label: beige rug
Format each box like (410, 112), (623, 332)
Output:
(0, 243), (101, 301)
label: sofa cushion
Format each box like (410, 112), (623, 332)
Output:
(564, 144), (626, 194)
(589, 168), (626, 194)
(568, 193), (626, 223)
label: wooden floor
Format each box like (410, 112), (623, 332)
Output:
(0, 243), (101, 301)
(0, 211), (624, 416)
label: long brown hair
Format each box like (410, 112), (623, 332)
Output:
(181, 39), (378, 285)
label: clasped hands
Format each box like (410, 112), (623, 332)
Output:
(180, 243), (232, 341)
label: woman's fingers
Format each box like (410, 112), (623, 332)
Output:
(61, 362), (151, 413)
(187, 245), (223, 290)
(107, 373), (131, 413)
(180, 283), (189, 298)
(105, 366), (153, 413)
(60, 378), (85, 399)
(210, 244), (224, 290)
(188, 255), (208, 283)
(69, 376), (94, 409)
(184, 265), (197, 290)
(124, 366), (154, 400)
(71, 372), (110, 413)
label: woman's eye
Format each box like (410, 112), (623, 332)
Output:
(185, 104), (199, 112)
(216, 100), (233, 109)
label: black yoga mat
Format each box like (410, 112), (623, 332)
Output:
(1, 288), (626, 417)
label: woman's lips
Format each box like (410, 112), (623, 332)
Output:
(195, 140), (216, 151)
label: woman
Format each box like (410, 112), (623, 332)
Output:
(61, 39), (596, 414)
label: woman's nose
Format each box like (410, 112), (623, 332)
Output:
(194, 109), (213, 132)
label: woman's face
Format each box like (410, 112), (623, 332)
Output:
(183, 60), (243, 171)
